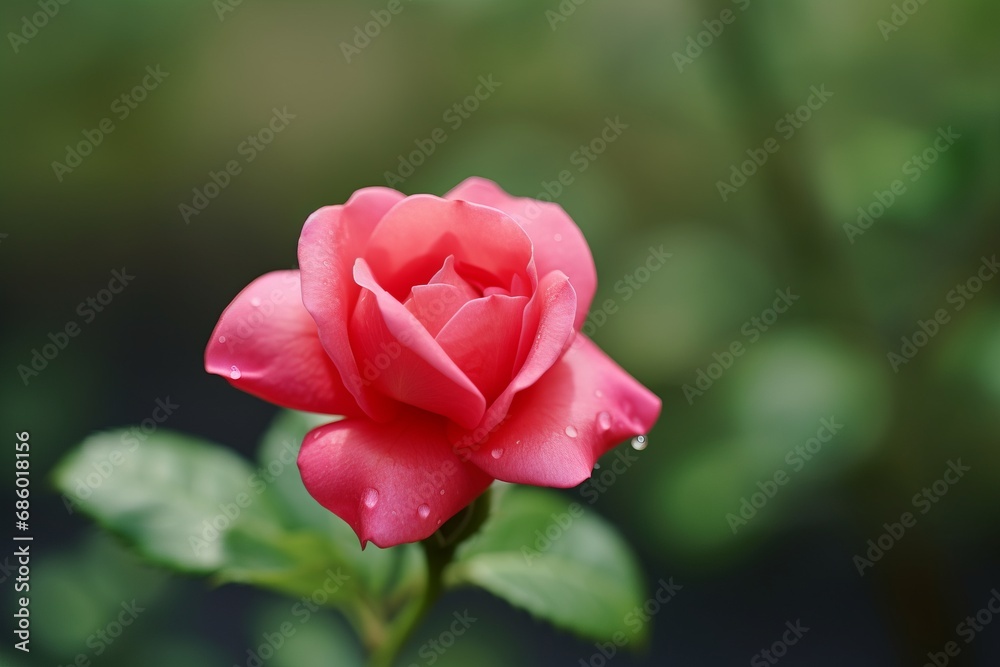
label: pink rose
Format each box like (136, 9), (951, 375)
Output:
(206, 178), (660, 547)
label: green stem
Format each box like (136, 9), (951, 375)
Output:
(365, 489), (492, 667)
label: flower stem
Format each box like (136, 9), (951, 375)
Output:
(365, 489), (492, 667)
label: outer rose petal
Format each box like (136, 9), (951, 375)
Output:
(453, 336), (661, 487)
(445, 177), (596, 329)
(299, 187), (406, 421)
(205, 271), (361, 416)
(298, 411), (494, 548)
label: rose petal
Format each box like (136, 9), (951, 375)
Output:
(452, 335), (661, 486)
(404, 256), (478, 336)
(427, 255), (479, 297)
(477, 270), (578, 433)
(435, 294), (529, 404)
(298, 411), (494, 548)
(363, 194), (536, 300)
(404, 284), (471, 337)
(205, 271), (361, 416)
(445, 177), (596, 329)
(299, 187), (406, 421)
(352, 259), (486, 429)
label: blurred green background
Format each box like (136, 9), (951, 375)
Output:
(3, 0), (1000, 664)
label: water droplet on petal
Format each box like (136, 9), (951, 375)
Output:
(250, 297), (262, 307)
(218, 335), (227, 344)
(491, 448), (503, 459)
(362, 488), (379, 509)
(594, 462), (601, 470)
(439, 489), (445, 495)
(594, 389), (604, 398)
(565, 425), (578, 438)
(631, 435), (647, 451)
(597, 412), (612, 431)
(418, 504), (430, 519)
(229, 365), (241, 380)
(553, 233), (563, 242)
(436, 519), (442, 525)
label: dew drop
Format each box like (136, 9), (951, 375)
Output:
(565, 425), (578, 438)
(250, 296), (262, 307)
(553, 233), (563, 242)
(436, 519), (442, 526)
(594, 462), (601, 470)
(362, 487), (379, 509)
(229, 365), (242, 380)
(597, 411), (612, 431)
(594, 389), (604, 398)
(491, 448), (503, 459)
(631, 435), (648, 451)
(439, 489), (445, 495)
(417, 504), (431, 519)
(218, 335), (227, 344)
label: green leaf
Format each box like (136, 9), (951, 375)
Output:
(52, 430), (286, 573)
(445, 485), (649, 645)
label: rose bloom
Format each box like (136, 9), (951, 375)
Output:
(206, 178), (660, 547)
